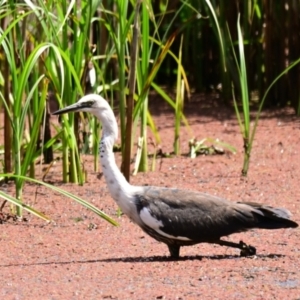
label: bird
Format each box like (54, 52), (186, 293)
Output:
(52, 94), (298, 259)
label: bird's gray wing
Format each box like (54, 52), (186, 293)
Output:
(135, 187), (256, 242)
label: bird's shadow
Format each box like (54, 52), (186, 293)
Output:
(97, 253), (285, 263)
(0, 253), (285, 269)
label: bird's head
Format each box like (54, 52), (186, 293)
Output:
(52, 94), (118, 141)
(52, 94), (110, 116)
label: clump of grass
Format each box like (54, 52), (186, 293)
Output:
(189, 138), (236, 158)
(229, 15), (300, 176)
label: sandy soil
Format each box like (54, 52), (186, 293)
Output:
(0, 94), (299, 299)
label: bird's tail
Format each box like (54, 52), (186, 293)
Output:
(240, 202), (298, 229)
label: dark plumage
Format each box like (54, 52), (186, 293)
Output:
(53, 95), (299, 259)
(135, 187), (298, 257)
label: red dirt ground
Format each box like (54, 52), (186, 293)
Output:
(1, 94), (300, 299)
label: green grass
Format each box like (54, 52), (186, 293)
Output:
(0, 0), (190, 220)
(1, 0), (299, 220)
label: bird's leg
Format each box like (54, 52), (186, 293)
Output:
(218, 239), (256, 257)
(167, 245), (180, 259)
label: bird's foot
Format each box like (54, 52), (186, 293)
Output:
(239, 241), (256, 257)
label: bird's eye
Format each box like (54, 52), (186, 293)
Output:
(86, 100), (94, 107)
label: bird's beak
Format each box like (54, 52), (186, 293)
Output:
(52, 102), (85, 115)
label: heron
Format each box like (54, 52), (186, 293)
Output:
(52, 94), (298, 259)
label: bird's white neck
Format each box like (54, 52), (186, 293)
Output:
(90, 102), (142, 221)
(99, 135), (130, 192)
(99, 125), (137, 219)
